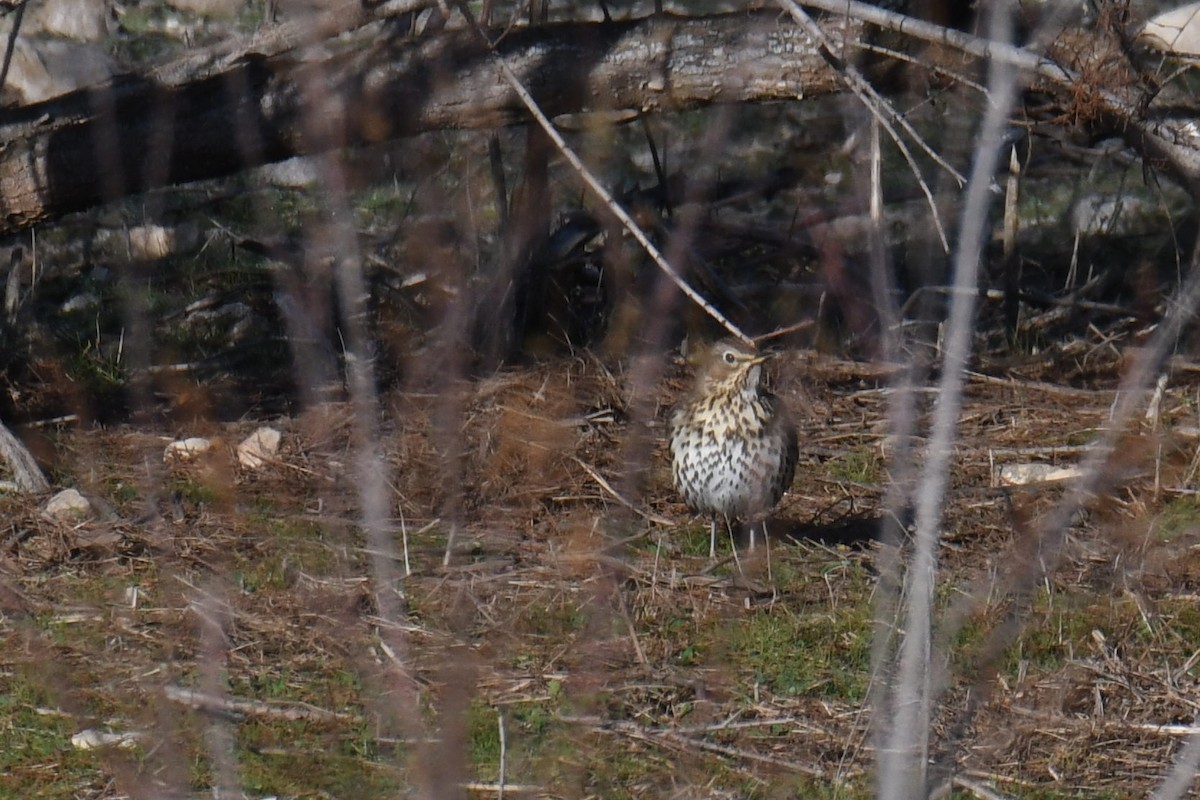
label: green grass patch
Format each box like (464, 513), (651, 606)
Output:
(577, 740), (685, 800)
(464, 695), (566, 785)
(827, 446), (882, 484)
(234, 666), (363, 712)
(512, 595), (588, 640)
(355, 185), (411, 232)
(64, 342), (127, 411)
(237, 717), (402, 798)
(1007, 788), (1121, 800)
(1005, 328), (1049, 357)
(168, 474), (221, 508)
(722, 602), (870, 700)
(261, 517), (341, 576)
(675, 522), (716, 557)
(1003, 588), (1150, 676)
(104, 478), (141, 513)
(467, 699), (502, 778)
(788, 775), (873, 799)
(1155, 496), (1200, 543)
(0, 668), (109, 800)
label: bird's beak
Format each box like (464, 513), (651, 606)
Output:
(747, 354), (769, 365)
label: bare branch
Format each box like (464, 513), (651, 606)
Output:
(0, 12), (858, 236)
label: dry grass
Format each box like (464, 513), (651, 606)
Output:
(3, 333), (1200, 799)
(3, 0), (1199, 797)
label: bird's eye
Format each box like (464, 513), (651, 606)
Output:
(723, 350), (736, 364)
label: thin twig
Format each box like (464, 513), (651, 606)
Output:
(461, 11), (750, 343)
(801, 0), (1048, 76)
(965, 371), (1115, 398)
(569, 455), (675, 526)
(497, 710), (507, 800)
(399, 503), (412, 577)
(0, 0), (25, 97)
(952, 775), (1014, 800)
(163, 685), (356, 723)
(558, 714), (838, 779)
(776, 0), (955, 252)
(617, 590), (648, 668)
(462, 782), (540, 794)
(808, 0), (1200, 190)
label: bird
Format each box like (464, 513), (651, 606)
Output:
(668, 338), (799, 558)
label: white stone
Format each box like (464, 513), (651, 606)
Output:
(60, 293), (100, 314)
(237, 427), (281, 469)
(257, 157), (322, 188)
(164, 437), (213, 461)
(996, 463), (1084, 487)
(42, 488), (91, 521)
(1140, 2), (1200, 57)
(126, 224), (202, 260)
(71, 728), (141, 749)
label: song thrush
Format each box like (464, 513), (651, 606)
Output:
(669, 339), (798, 557)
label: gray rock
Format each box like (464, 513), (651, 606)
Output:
(43, 488), (92, 521)
(2, 38), (115, 104)
(164, 437), (213, 461)
(237, 426), (282, 469)
(0, 0), (108, 42)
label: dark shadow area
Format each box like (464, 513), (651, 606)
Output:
(779, 514), (886, 549)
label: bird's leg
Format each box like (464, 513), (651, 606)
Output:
(709, 515), (718, 558)
(728, 520), (744, 576)
(762, 519), (772, 583)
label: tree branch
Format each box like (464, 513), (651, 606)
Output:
(0, 12), (859, 235)
(0, 6), (1197, 238)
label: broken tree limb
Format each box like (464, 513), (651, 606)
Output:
(0, 416), (48, 493)
(1, 6), (1198, 238)
(0, 12), (860, 236)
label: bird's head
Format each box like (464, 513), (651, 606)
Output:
(696, 338), (769, 395)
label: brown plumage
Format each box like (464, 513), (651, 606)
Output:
(668, 338), (798, 556)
